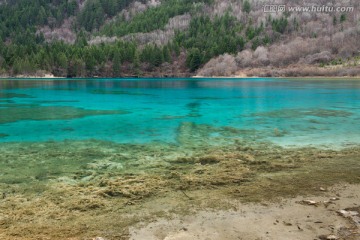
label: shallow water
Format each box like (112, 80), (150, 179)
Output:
(1, 78), (360, 239)
(0, 78), (359, 147)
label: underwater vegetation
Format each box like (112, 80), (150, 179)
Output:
(0, 106), (129, 124)
(0, 92), (34, 99)
(0, 103), (39, 108)
(0, 138), (360, 239)
(252, 108), (352, 119)
(0, 133), (9, 138)
(175, 122), (260, 146)
(90, 89), (155, 96)
(185, 101), (202, 118)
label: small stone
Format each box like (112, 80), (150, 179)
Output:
(303, 200), (317, 205)
(338, 210), (359, 218)
(283, 221), (292, 226)
(320, 187), (326, 191)
(323, 200), (335, 208)
(326, 235), (338, 240)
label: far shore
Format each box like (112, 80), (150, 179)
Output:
(2, 67), (360, 80)
(195, 64), (360, 79)
(0, 73), (63, 79)
(1, 75), (360, 80)
(193, 75), (360, 79)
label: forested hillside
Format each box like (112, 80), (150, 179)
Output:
(0, 0), (359, 77)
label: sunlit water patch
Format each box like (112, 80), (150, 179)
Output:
(0, 78), (359, 147)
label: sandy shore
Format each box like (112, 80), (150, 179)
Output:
(130, 184), (360, 240)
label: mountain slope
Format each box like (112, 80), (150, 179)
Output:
(0, 0), (359, 77)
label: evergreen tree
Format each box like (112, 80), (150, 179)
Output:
(174, 42), (181, 56)
(75, 31), (88, 47)
(133, 51), (141, 75)
(333, 16), (337, 26)
(243, 0), (251, 14)
(112, 50), (121, 77)
(187, 48), (202, 72)
(272, 17), (288, 33)
(85, 52), (96, 74)
(162, 46), (171, 63)
(340, 14), (346, 23)
(57, 53), (68, 69)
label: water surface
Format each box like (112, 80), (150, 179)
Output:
(0, 78), (359, 147)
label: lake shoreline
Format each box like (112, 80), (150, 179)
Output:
(196, 64), (360, 79)
(1, 64), (360, 80)
(130, 183), (360, 240)
(2, 75), (360, 80)
(0, 140), (359, 239)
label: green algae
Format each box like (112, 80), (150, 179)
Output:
(90, 89), (154, 96)
(0, 139), (360, 240)
(0, 133), (9, 138)
(175, 122), (262, 146)
(185, 102), (202, 118)
(252, 108), (352, 118)
(0, 103), (39, 108)
(186, 102), (201, 109)
(0, 92), (34, 99)
(0, 121), (358, 239)
(0, 106), (129, 124)
(191, 97), (226, 100)
(157, 115), (187, 120)
(36, 100), (80, 104)
(220, 126), (259, 138)
(175, 122), (217, 146)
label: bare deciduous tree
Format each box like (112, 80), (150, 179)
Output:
(235, 50), (254, 68)
(253, 46), (269, 66)
(197, 54), (237, 76)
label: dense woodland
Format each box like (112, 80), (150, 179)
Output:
(0, 0), (359, 77)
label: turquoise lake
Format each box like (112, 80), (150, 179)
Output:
(0, 78), (359, 148)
